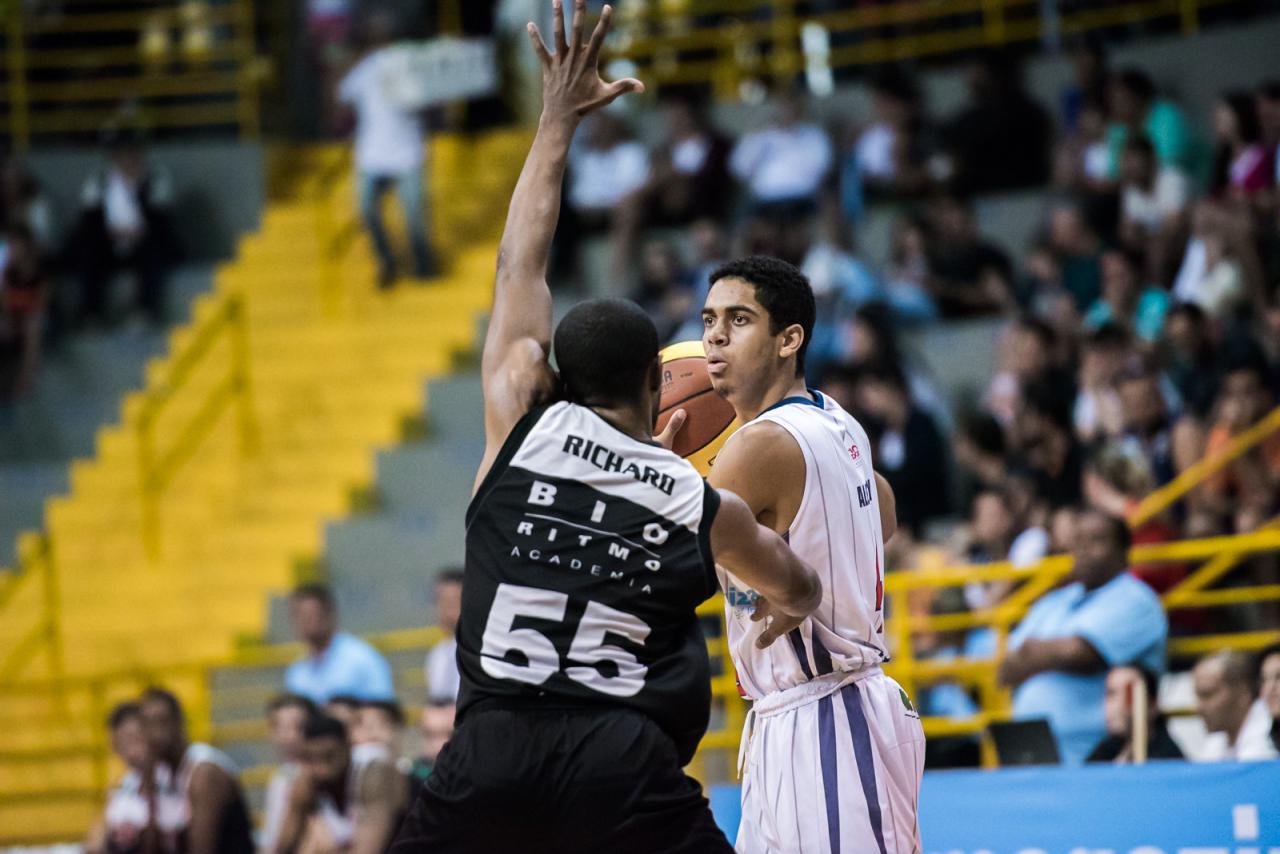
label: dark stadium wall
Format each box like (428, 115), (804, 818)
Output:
(26, 141), (265, 263)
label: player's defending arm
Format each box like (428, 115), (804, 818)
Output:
(475, 0), (642, 491)
(711, 489), (822, 649)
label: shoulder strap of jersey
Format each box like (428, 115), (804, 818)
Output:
(697, 481), (721, 600)
(465, 403), (552, 528)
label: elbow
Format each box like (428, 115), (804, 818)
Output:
(783, 564), (823, 617)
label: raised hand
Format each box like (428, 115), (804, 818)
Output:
(527, 0), (643, 128)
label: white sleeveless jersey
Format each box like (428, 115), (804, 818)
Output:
(717, 390), (889, 699)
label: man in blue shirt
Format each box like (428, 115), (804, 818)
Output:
(284, 584), (395, 704)
(998, 510), (1167, 764)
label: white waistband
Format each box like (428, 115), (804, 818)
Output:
(751, 666), (882, 718)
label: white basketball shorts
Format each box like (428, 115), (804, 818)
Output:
(735, 668), (925, 854)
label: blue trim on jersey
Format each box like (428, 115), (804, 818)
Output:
(811, 631), (835, 676)
(763, 389), (825, 413)
(818, 695), (841, 853)
(788, 629), (814, 680)
(841, 683), (888, 854)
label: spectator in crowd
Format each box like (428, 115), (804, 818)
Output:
(1191, 650), (1278, 761)
(73, 134), (176, 327)
(284, 583), (394, 704)
(274, 713), (405, 853)
(1045, 201), (1104, 313)
(339, 11), (437, 287)
(0, 157), (53, 250)
(1053, 97), (1115, 196)
(1011, 382), (1087, 509)
(940, 50), (1052, 195)
(998, 509), (1168, 764)
(423, 568), (463, 705)
(85, 702), (164, 854)
(926, 194), (1015, 317)
(1060, 37), (1109, 133)
(846, 359), (952, 534)
(1084, 247), (1170, 344)
(644, 93), (732, 225)
(408, 701), (456, 796)
(984, 317), (1075, 427)
(1086, 664), (1185, 763)
(353, 699), (406, 759)
(632, 239), (695, 343)
(1171, 200), (1256, 318)
(0, 224), (48, 402)
(1118, 136), (1190, 278)
(1210, 91), (1276, 199)
(729, 88), (833, 218)
(139, 687), (254, 853)
(323, 694), (363, 731)
(1162, 302), (1220, 418)
(563, 111), (651, 282)
(800, 201), (885, 374)
(1257, 81), (1280, 181)
(851, 68), (931, 199)
(1257, 643), (1280, 753)
(1073, 323), (1133, 443)
(882, 215), (940, 324)
(953, 412), (1010, 505)
(1107, 68), (1198, 180)
(260, 694), (316, 854)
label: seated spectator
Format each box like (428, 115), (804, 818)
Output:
(0, 224), (48, 402)
(939, 50), (1052, 195)
(409, 701), (456, 794)
(354, 699), (407, 761)
(800, 203), (885, 375)
(1171, 201), (1253, 319)
(1011, 382), (1087, 508)
(851, 69), (931, 199)
(1086, 664), (1185, 763)
(1085, 247), (1169, 345)
(729, 89), (833, 217)
(1191, 650), (1278, 761)
(1106, 69), (1198, 180)
(1162, 303), (1220, 419)
(567, 112), (650, 223)
(0, 157), (54, 251)
(139, 687), (254, 853)
(1073, 323), (1133, 443)
(1118, 136), (1190, 277)
(882, 215), (939, 324)
(1046, 201), (1104, 313)
(275, 714), (406, 853)
(953, 413), (1009, 505)
(984, 317), (1075, 427)
(423, 568), (463, 705)
(670, 218), (729, 342)
(1258, 643), (1280, 753)
(1059, 37), (1109, 134)
(85, 702), (164, 854)
(1210, 91), (1275, 199)
(73, 134), (176, 327)
(998, 510), (1167, 764)
(1052, 97), (1114, 195)
(926, 194), (1015, 318)
(632, 239), (695, 343)
(846, 360), (951, 534)
(285, 583), (394, 704)
(260, 694), (316, 854)
(644, 93), (732, 226)
(323, 695), (362, 732)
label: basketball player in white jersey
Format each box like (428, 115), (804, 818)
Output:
(699, 256), (925, 854)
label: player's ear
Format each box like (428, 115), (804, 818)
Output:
(648, 356), (662, 393)
(778, 323), (805, 363)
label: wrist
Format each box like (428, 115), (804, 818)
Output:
(537, 112), (579, 141)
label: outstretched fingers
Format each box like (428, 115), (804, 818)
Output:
(585, 3), (613, 63)
(570, 0), (587, 57)
(526, 22), (552, 68)
(551, 0), (568, 56)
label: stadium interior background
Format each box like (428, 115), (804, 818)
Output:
(2, 0), (1280, 849)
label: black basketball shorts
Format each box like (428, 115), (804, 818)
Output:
(390, 703), (733, 853)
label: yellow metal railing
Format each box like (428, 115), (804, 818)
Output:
(608, 0), (1245, 97)
(1, 0), (260, 149)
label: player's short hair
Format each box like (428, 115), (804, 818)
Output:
(361, 699), (406, 727)
(266, 693), (316, 718)
(436, 567), (465, 587)
(291, 582), (336, 612)
(304, 713), (349, 743)
(108, 701), (143, 731)
(140, 687), (183, 720)
(553, 298), (659, 407)
(709, 256), (816, 377)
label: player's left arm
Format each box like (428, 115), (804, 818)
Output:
(351, 761), (405, 854)
(476, 0), (642, 492)
(184, 764), (234, 854)
(997, 636), (1104, 687)
(874, 471), (896, 544)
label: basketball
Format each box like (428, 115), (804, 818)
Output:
(656, 340), (740, 475)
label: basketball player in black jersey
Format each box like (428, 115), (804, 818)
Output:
(389, 3), (823, 852)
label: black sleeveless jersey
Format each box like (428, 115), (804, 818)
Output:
(459, 401), (721, 764)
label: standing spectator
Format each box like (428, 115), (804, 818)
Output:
(1191, 650), (1278, 761)
(1011, 383), (1086, 508)
(274, 714), (405, 853)
(139, 688), (254, 854)
(1210, 91), (1275, 199)
(74, 134), (176, 326)
(1258, 643), (1280, 753)
(284, 583), (394, 704)
(926, 194), (1015, 317)
(423, 569), (463, 705)
(1084, 247), (1170, 344)
(729, 89), (833, 217)
(0, 157), (54, 250)
(0, 224), (48, 402)
(998, 510), (1167, 765)
(1086, 665), (1185, 763)
(339, 12), (437, 288)
(644, 94), (732, 225)
(85, 702), (165, 854)
(1106, 69), (1198, 180)
(260, 694), (316, 854)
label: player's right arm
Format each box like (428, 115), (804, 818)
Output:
(711, 489), (822, 648)
(875, 471), (896, 544)
(475, 0), (642, 492)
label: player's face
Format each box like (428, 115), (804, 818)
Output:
(701, 277), (787, 401)
(1260, 654), (1280, 719)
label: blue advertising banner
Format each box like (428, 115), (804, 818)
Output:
(709, 762), (1280, 852)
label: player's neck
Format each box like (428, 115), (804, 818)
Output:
(734, 374), (811, 423)
(588, 403), (656, 444)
